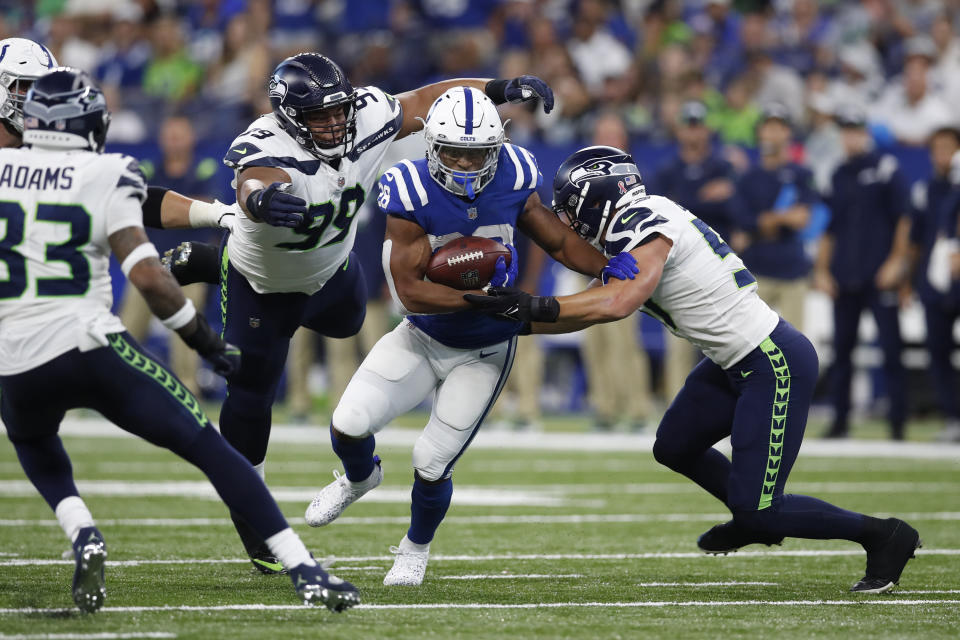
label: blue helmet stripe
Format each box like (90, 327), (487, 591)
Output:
(38, 44), (54, 68)
(463, 87), (473, 135)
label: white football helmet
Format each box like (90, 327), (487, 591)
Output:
(422, 86), (504, 198)
(0, 38), (58, 133)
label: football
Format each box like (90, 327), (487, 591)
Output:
(425, 236), (511, 290)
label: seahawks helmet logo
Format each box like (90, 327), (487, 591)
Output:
(569, 159), (639, 185)
(268, 77), (288, 100)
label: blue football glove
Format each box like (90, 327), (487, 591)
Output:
(601, 251), (639, 285)
(246, 182), (307, 228)
(488, 244), (519, 288)
(504, 76), (555, 114)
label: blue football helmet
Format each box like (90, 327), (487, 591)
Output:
(22, 67), (110, 152)
(552, 145), (644, 248)
(268, 53), (357, 162)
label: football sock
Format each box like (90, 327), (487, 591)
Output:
(407, 476), (452, 545)
(12, 433), (80, 510)
(55, 496), (95, 543)
(399, 534), (430, 553)
(330, 424), (376, 482)
(181, 427), (288, 541)
(265, 527), (315, 569)
(733, 494), (867, 541)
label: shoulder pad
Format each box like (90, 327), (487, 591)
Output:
(500, 143), (541, 191)
(113, 155), (147, 202)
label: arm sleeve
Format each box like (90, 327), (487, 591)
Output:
(104, 156), (148, 235)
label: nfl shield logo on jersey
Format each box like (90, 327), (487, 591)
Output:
(249, 317), (261, 328)
(338, 176), (346, 188)
(467, 207), (478, 219)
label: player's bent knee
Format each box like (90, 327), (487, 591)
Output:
(412, 438), (448, 482)
(331, 403), (373, 439)
(652, 437), (686, 470)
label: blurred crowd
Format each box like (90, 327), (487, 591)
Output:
(7, 0), (960, 441)
(5, 0), (960, 148)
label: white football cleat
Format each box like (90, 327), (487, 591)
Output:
(305, 456), (382, 527)
(383, 538), (430, 586)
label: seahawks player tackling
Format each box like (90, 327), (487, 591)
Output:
(466, 146), (922, 594)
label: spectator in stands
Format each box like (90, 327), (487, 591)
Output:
(120, 114), (222, 396)
(709, 72), (761, 147)
(908, 127), (960, 442)
(567, 0), (633, 98)
(771, 0), (831, 75)
(579, 111), (652, 431)
(870, 35), (954, 146)
(732, 103), (815, 332)
(826, 42), (885, 113)
(203, 11), (270, 123)
(142, 14), (203, 103)
(814, 104), (912, 440)
(95, 2), (149, 91)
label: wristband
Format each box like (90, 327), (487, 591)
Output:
(160, 299), (197, 330)
(484, 79), (509, 105)
(142, 186), (167, 229)
(188, 199), (224, 228)
(120, 242), (159, 276)
(245, 189), (263, 219)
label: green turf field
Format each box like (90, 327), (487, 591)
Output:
(1, 416), (958, 639)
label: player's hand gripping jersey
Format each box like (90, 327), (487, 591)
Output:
(223, 86), (402, 295)
(377, 142), (542, 349)
(0, 148), (147, 374)
(603, 188), (779, 368)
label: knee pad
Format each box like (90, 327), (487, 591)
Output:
(331, 375), (391, 438)
(412, 436), (448, 482)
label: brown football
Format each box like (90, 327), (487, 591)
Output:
(426, 236), (511, 290)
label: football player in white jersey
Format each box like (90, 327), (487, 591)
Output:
(466, 146), (922, 594)
(303, 89), (636, 586)
(186, 52), (557, 570)
(0, 68), (359, 612)
(0, 37), (57, 147)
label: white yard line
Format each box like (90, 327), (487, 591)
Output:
(2, 548), (958, 567)
(0, 601), (958, 615)
(3, 510), (960, 528)
(636, 582), (779, 587)
(24, 418), (960, 459)
(438, 574), (584, 580)
(0, 635), (175, 639)
(896, 590), (960, 594)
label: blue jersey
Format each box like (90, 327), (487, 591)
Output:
(377, 143), (542, 349)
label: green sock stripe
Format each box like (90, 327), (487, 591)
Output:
(219, 245), (229, 339)
(107, 333), (208, 427)
(758, 336), (790, 510)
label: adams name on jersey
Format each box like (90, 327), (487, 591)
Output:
(0, 148), (147, 375)
(223, 85), (403, 295)
(603, 188), (779, 369)
(378, 142), (541, 349)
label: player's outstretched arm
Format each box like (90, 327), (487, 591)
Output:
(394, 75), (554, 139)
(141, 187), (235, 231)
(236, 166), (307, 227)
(383, 215), (485, 314)
(109, 226), (240, 377)
(517, 191), (608, 278)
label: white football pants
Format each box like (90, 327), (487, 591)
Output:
(332, 319), (517, 481)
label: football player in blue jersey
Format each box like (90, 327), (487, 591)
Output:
(0, 68), (358, 612)
(132, 54), (559, 572)
(466, 145), (922, 594)
(303, 88), (637, 586)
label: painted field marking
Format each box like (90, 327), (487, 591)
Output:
(0, 634), (176, 639)
(1, 601), (959, 615)
(438, 574), (583, 580)
(3, 510), (960, 528)
(896, 590), (960, 594)
(636, 582), (779, 587)
(2, 548), (958, 567)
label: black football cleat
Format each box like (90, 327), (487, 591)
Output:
(289, 562), (361, 612)
(697, 520), (785, 555)
(850, 518), (921, 594)
(71, 526), (107, 613)
(249, 542), (288, 575)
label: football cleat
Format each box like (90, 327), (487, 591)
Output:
(697, 520), (784, 555)
(289, 562), (360, 612)
(249, 542), (288, 575)
(305, 457), (382, 527)
(850, 518), (921, 594)
(383, 540), (430, 586)
(71, 526), (107, 613)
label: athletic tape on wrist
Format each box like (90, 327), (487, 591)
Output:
(188, 199), (222, 228)
(120, 243), (160, 277)
(160, 299), (197, 331)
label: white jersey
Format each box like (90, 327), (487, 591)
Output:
(223, 86), (403, 294)
(602, 189), (779, 369)
(0, 148), (146, 375)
